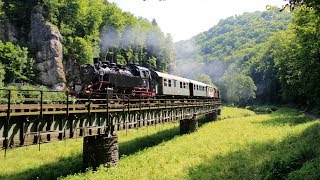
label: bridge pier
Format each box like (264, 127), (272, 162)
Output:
(205, 113), (216, 122)
(205, 108), (221, 122)
(180, 114), (198, 134)
(83, 134), (119, 170)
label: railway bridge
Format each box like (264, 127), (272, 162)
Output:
(0, 89), (221, 168)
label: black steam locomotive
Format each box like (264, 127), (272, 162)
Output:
(72, 61), (220, 99)
(72, 61), (156, 98)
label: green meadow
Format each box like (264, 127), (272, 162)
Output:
(0, 107), (319, 179)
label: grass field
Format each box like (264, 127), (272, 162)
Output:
(1, 106), (319, 179)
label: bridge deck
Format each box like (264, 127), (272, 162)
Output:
(0, 99), (221, 117)
(0, 93), (221, 149)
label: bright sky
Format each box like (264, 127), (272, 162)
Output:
(108, 0), (286, 42)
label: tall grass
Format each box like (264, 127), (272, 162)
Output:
(0, 122), (179, 179)
(1, 107), (319, 179)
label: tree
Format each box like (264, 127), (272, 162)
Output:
(219, 74), (257, 106)
(284, 0), (320, 12)
(0, 0), (4, 19)
(0, 62), (4, 86)
(271, 8), (320, 106)
(0, 41), (34, 83)
(66, 37), (94, 65)
(195, 73), (215, 87)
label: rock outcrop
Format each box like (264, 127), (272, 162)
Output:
(28, 7), (66, 90)
(0, 20), (18, 43)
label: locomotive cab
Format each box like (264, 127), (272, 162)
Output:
(127, 64), (156, 97)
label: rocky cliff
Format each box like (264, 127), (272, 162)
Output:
(0, 20), (18, 43)
(28, 7), (66, 91)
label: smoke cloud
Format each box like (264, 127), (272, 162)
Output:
(174, 39), (226, 83)
(99, 24), (163, 57)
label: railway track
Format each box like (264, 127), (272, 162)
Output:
(0, 98), (221, 117)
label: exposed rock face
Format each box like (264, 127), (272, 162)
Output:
(0, 20), (18, 43)
(29, 7), (66, 90)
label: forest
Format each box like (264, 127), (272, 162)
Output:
(0, 0), (320, 112)
(175, 3), (320, 113)
(0, 0), (174, 86)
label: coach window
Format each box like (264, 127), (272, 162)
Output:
(168, 79), (172, 87)
(197, 85), (199, 90)
(164, 79), (168, 86)
(180, 82), (183, 88)
(194, 84), (196, 90)
(183, 82), (186, 89)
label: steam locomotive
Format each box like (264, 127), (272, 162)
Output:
(72, 61), (220, 99)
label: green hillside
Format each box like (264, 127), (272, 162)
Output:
(175, 8), (320, 111)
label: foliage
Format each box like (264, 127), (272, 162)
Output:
(0, 85), (68, 104)
(0, 40), (35, 84)
(1, 0), (39, 39)
(1, 0), (175, 86)
(0, 62), (4, 86)
(0, 0), (4, 19)
(270, 8), (320, 107)
(40, 0), (174, 73)
(66, 37), (94, 65)
(195, 73), (215, 87)
(174, 11), (291, 105)
(175, 7), (320, 110)
(285, 0), (320, 12)
(219, 73), (257, 106)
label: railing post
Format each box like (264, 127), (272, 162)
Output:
(139, 95), (142, 128)
(4, 89), (11, 158)
(126, 95), (130, 136)
(66, 91), (69, 117)
(38, 90), (43, 151)
(66, 91), (72, 138)
(105, 90), (110, 135)
(87, 93), (91, 135)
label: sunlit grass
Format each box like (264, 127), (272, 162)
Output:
(0, 122), (179, 179)
(220, 106), (256, 119)
(64, 107), (318, 179)
(1, 107), (319, 179)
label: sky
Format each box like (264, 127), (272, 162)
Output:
(108, 0), (287, 42)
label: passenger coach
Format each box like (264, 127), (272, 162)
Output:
(151, 71), (190, 97)
(150, 70), (219, 99)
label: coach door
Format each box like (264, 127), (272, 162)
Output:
(189, 83), (194, 97)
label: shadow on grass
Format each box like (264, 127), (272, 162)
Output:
(119, 126), (179, 157)
(1, 127), (180, 180)
(198, 115), (217, 128)
(188, 123), (320, 179)
(256, 109), (315, 127)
